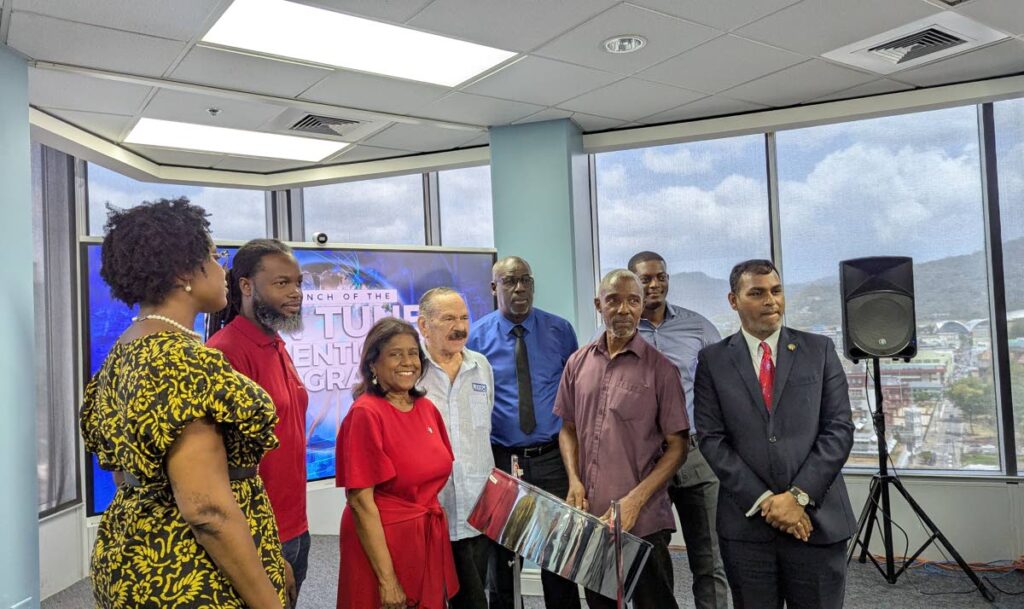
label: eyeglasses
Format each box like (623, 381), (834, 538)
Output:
(498, 275), (534, 288)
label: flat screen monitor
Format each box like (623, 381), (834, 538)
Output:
(82, 242), (495, 516)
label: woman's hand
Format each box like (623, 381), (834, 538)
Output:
(283, 560), (296, 608)
(379, 576), (408, 609)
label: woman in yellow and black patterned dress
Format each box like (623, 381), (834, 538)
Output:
(80, 198), (290, 609)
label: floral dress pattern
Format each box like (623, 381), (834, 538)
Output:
(80, 332), (287, 608)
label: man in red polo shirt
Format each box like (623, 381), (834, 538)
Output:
(207, 239), (308, 606)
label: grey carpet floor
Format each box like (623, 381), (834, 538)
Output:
(44, 535), (1024, 608)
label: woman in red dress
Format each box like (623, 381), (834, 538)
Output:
(336, 317), (459, 609)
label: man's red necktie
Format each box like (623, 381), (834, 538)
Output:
(759, 341), (774, 412)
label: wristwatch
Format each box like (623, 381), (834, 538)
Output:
(789, 486), (810, 507)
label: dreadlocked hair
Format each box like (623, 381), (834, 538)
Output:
(205, 238), (294, 340)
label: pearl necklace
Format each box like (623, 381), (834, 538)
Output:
(132, 314), (202, 340)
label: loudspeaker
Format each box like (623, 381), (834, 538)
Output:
(840, 256), (917, 361)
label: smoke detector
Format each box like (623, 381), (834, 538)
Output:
(822, 12), (1009, 74)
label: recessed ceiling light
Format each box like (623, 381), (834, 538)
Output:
(124, 118), (348, 162)
(202, 0), (517, 87)
(603, 35), (647, 54)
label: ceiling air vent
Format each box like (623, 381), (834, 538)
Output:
(933, 0), (971, 5)
(289, 114), (361, 137)
(868, 28), (966, 64)
(823, 12), (1009, 74)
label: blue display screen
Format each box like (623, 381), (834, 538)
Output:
(83, 243), (495, 516)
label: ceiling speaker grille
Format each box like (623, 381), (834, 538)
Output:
(868, 28), (966, 64)
(290, 114), (359, 136)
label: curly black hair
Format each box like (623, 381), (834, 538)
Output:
(100, 197), (212, 306)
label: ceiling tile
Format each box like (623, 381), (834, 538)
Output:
(291, 0), (435, 24)
(811, 78), (914, 103)
(171, 46), (332, 98)
(407, 0), (619, 52)
(536, 3), (721, 74)
(568, 112), (628, 131)
(212, 156), (314, 173)
(29, 68), (152, 115)
(8, 11), (186, 77)
(464, 56), (622, 106)
(364, 123), (481, 152)
(125, 144), (226, 168)
(637, 34), (805, 94)
(513, 108), (574, 125)
(332, 144), (417, 164)
(629, 0), (802, 31)
(892, 39), (1024, 87)
(639, 96), (769, 124)
(299, 69), (449, 116)
(559, 78), (704, 121)
(720, 59), (877, 107)
(43, 108), (137, 142)
(735, 0), (941, 56)
(957, 0), (1024, 37)
(11, 0), (222, 41)
(418, 92), (544, 126)
(141, 89), (288, 130)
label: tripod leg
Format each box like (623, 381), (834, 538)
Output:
(854, 476), (882, 564)
(890, 478), (995, 601)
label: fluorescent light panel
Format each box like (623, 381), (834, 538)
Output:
(203, 0), (516, 87)
(124, 118), (348, 162)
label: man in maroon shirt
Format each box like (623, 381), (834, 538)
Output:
(207, 239), (308, 606)
(554, 269), (689, 609)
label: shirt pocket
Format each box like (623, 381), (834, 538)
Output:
(469, 390), (492, 431)
(608, 379), (650, 421)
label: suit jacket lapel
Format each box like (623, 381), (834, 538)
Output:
(772, 326), (796, 411)
(727, 332), (769, 423)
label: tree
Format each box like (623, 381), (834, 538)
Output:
(947, 376), (993, 434)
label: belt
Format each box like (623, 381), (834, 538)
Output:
(121, 466), (257, 488)
(502, 441), (559, 459)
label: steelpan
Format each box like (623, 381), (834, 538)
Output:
(467, 467), (652, 602)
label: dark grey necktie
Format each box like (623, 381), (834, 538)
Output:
(512, 325), (536, 434)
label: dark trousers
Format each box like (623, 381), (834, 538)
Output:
(280, 531), (311, 600)
(719, 535), (848, 609)
(451, 535), (493, 609)
(668, 443), (729, 609)
(583, 530), (678, 609)
(490, 443), (581, 609)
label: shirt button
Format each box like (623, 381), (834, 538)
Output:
(768, 435), (777, 443)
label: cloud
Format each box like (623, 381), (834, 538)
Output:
(304, 174), (425, 245)
(438, 166), (493, 248)
(641, 146), (713, 175)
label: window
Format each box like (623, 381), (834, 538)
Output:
(86, 163), (268, 240)
(994, 98), (1024, 470)
(776, 106), (999, 471)
(594, 135), (772, 337)
(33, 144), (80, 515)
(438, 165), (493, 247)
(303, 174), (425, 245)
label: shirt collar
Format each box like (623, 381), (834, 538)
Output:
(496, 308), (537, 336)
(422, 341), (478, 372)
(740, 326), (781, 359)
(229, 314), (280, 348)
(639, 303), (677, 329)
(594, 329), (645, 358)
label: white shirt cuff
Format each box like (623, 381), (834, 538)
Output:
(746, 490), (774, 518)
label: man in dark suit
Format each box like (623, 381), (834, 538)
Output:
(694, 259), (856, 609)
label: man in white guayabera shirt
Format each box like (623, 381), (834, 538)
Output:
(417, 286), (497, 609)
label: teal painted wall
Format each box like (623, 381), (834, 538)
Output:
(0, 44), (40, 609)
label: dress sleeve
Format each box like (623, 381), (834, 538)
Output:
(336, 400), (397, 490)
(151, 340), (279, 457)
(80, 375), (118, 470)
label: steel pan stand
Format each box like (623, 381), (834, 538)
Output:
(510, 455), (523, 609)
(610, 500), (624, 609)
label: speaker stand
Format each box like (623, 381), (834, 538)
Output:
(847, 358), (994, 601)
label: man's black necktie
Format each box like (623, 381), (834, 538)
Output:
(512, 325), (536, 435)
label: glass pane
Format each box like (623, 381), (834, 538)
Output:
(995, 98), (1024, 471)
(595, 134), (771, 337)
(439, 165), (494, 247)
(303, 174), (425, 245)
(87, 163), (268, 241)
(777, 106), (999, 472)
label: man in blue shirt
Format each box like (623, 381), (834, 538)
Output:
(628, 251), (729, 609)
(466, 255), (581, 609)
